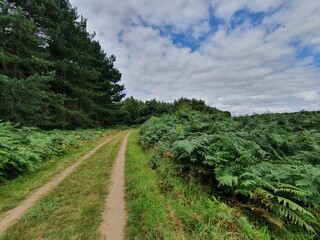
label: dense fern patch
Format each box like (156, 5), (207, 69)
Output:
(140, 110), (320, 237)
(0, 121), (104, 182)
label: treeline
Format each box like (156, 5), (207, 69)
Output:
(115, 97), (231, 125)
(0, 0), (124, 129)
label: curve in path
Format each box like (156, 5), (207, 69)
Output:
(0, 133), (119, 236)
(99, 132), (130, 240)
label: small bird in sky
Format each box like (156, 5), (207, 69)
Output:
(283, 25), (286, 28)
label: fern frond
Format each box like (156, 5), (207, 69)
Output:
(276, 204), (316, 233)
(254, 187), (275, 199)
(173, 139), (197, 154)
(276, 196), (315, 219)
(234, 189), (254, 198)
(217, 175), (238, 187)
(272, 182), (309, 197)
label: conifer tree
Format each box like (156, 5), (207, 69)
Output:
(0, 0), (125, 128)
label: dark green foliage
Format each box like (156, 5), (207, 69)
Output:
(0, 121), (102, 182)
(140, 110), (320, 236)
(115, 96), (229, 125)
(0, 0), (125, 128)
(0, 73), (66, 127)
(115, 97), (173, 125)
(173, 97), (231, 117)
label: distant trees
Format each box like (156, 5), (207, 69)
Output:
(173, 97), (230, 116)
(116, 97), (230, 125)
(115, 97), (172, 125)
(0, 0), (125, 128)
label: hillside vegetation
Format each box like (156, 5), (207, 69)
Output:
(140, 110), (320, 237)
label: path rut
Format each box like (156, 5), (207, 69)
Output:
(0, 133), (119, 236)
(99, 132), (130, 240)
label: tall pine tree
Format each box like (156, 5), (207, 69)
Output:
(0, 0), (125, 128)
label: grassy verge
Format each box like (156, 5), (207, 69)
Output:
(0, 131), (127, 240)
(155, 160), (269, 240)
(125, 131), (273, 240)
(0, 129), (117, 215)
(125, 131), (178, 239)
(155, 158), (315, 239)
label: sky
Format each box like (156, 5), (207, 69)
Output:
(69, 0), (320, 115)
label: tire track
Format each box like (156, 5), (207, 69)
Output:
(99, 132), (130, 240)
(0, 133), (119, 236)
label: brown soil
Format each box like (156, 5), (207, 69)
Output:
(99, 132), (130, 240)
(0, 133), (119, 236)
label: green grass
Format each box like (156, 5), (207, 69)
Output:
(125, 131), (178, 239)
(125, 131), (274, 240)
(0, 131), (129, 240)
(155, 159), (269, 240)
(0, 129), (117, 215)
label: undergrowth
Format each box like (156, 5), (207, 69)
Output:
(127, 131), (272, 239)
(0, 121), (104, 182)
(140, 110), (320, 238)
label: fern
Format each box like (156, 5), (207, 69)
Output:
(276, 204), (315, 233)
(276, 197), (315, 219)
(217, 175), (239, 188)
(173, 139), (198, 155)
(0, 122), (102, 181)
(139, 110), (320, 236)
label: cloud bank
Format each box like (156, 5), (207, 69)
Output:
(69, 0), (320, 115)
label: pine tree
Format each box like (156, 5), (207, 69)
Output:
(0, 0), (125, 128)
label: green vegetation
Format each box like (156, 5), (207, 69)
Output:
(126, 130), (271, 239)
(153, 149), (273, 239)
(117, 97), (230, 125)
(0, 121), (110, 182)
(140, 110), (320, 238)
(1, 1), (319, 239)
(0, 0), (124, 128)
(125, 131), (177, 239)
(0, 129), (116, 215)
(1, 131), (128, 240)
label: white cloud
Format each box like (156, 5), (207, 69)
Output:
(212, 0), (283, 21)
(263, 0), (320, 53)
(192, 21), (211, 39)
(296, 91), (320, 102)
(69, 0), (320, 115)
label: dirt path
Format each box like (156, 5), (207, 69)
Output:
(99, 132), (130, 240)
(0, 133), (119, 236)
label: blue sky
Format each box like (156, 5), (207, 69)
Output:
(170, 10), (273, 52)
(70, 0), (320, 115)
